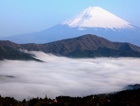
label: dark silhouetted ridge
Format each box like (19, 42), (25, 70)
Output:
(0, 40), (38, 60)
(1, 34), (140, 59)
(22, 34), (140, 58)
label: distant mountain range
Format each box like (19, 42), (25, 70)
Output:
(1, 6), (140, 46)
(1, 34), (140, 60)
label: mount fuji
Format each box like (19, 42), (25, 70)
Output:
(62, 6), (133, 29)
(2, 6), (140, 46)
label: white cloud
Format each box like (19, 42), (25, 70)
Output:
(0, 51), (140, 100)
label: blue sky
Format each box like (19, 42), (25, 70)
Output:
(0, 0), (139, 37)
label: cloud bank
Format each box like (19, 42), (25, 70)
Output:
(0, 51), (140, 100)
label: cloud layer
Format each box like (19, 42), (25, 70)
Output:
(0, 51), (140, 100)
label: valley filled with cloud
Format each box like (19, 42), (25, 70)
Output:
(0, 51), (140, 100)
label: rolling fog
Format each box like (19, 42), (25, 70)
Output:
(0, 51), (140, 100)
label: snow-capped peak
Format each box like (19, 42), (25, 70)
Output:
(62, 6), (133, 29)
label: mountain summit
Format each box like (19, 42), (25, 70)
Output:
(2, 6), (140, 46)
(62, 6), (133, 29)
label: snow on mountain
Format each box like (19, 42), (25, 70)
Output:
(62, 6), (133, 30)
(1, 6), (140, 46)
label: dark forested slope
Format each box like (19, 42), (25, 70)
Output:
(1, 34), (140, 60)
(22, 34), (140, 58)
(0, 85), (140, 106)
(0, 40), (37, 60)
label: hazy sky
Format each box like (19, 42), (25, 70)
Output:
(0, 0), (139, 37)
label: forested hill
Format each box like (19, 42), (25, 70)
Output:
(1, 34), (140, 60)
(0, 40), (38, 61)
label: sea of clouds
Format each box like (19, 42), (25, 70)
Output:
(0, 51), (140, 100)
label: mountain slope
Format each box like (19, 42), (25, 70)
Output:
(62, 6), (133, 29)
(21, 34), (140, 58)
(0, 40), (38, 60)
(1, 6), (140, 46)
(1, 34), (140, 59)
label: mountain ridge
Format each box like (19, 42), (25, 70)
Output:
(62, 6), (133, 29)
(40, 34), (140, 57)
(1, 34), (140, 59)
(1, 6), (140, 46)
(0, 40), (39, 60)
